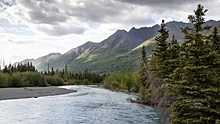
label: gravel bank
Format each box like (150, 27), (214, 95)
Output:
(0, 87), (76, 101)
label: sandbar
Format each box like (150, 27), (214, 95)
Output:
(0, 87), (76, 101)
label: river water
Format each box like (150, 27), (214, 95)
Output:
(0, 85), (163, 124)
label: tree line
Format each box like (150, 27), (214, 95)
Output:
(104, 4), (220, 124)
(2, 62), (36, 74)
(0, 62), (105, 87)
(0, 62), (64, 87)
(42, 65), (105, 85)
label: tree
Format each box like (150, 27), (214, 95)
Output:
(211, 27), (220, 52)
(150, 20), (169, 79)
(165, 4), (220, 124)
(138, 46), (150, 101)
(64, 65), (70, 81)
(166, 35), (180, 77)
(51, 67), (55, 76)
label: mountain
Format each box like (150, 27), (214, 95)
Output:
(14, 59), (34, 66)
(28, 41), (97, 72)
(21, 20), (220, 74)
(52, 41), (98, 66)
(31, 53), (62, 71)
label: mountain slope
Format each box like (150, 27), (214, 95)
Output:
(31, 53), (62, 71)
(22, 20), (220, 74)
(29, 41), (98, 72)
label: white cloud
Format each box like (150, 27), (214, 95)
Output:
(0, 0), (220, 64)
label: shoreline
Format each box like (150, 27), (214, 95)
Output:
(0, 86), (76, 101)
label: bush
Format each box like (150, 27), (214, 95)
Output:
(0, 72), (9, 88)
(103, 71), (137, 91)
(22, 72), (47, 87)
(82, 79), (90, 85)
(65, 79), (75, 85)
(0, 71), (49, 87)
(9, 73), (23, 87)
(46, 76), (64, 86)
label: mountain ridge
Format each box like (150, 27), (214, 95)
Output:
(18, 20), (219, 73)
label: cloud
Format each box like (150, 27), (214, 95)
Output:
(117, 0), (216, 21)
(37, 24), (85, 36)
(0, 0), (220, 64)
(118, 0), (202, 8)
(12, 0), (134, 35)
(65, 1), (127, 23)
(9, 0), (216, 37)
(19, 0), (68, 25)
(1, 0), (15, 7)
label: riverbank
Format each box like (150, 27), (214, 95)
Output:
(0, 87), (76, 101)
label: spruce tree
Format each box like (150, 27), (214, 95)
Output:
(166, 35), (180, 77)
(211, 27), (220, 52)
(150, 20), (169, 79)
(51, 67), (55, 76)
(138, 46), (150, 102)
(139, 46), (148, 87)
(145, 20), (170, 106)
(165, 4), (220, 124)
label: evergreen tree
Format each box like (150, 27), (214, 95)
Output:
(140, 20), (170, 106)
(166, 35), (180, 77)
(138, 46), (150, 101)
(64, 65), (70, 81)
(165, 4), (220, 124)
(150, 20), (169, 79)
(51, 67), (55, 76)
(211, 27), (220, 51)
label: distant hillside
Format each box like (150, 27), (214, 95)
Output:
(14, 59), (34, 66)
(20, 20), (219, 74)
(31, 53), (62, 71)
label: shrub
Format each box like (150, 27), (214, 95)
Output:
(9, 73), (23, 87)
(103, 71), (137, 91)
(22, 72), (47, 87)
(0, 72), (9, 88)
(46, 76), (64, 86)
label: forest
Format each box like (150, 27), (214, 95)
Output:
(103, 4), (220, 124)
(0, 62), (104, 87)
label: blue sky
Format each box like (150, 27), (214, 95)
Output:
(0, 0), (220, 65)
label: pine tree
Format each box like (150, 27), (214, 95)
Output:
(165, 4), (220, 124)
(211, 27), (220, 51)
(138, 46), (150, 102)
(150, 20), (169, 79)
(139, 46), (148, 86)
(142, 20), (170, 106)
(51, 67), (55, 76)
(166, 35), (180, 77)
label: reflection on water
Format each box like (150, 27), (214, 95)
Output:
(0, 85), (163, 124)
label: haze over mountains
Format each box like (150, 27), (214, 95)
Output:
(19, 20), (220, 74)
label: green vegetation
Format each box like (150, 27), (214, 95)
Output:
(147, 4), (220, 124)
(0, 62), (64, 87)
(165, 5), (220, 123)
(151, 19), (169, 79)
(43, 65), (105, 85)
(103, 71), (139, 92)
(103, 4), (220, 124)
(0, 72), (48, 87)
(0, 62), (105, 88)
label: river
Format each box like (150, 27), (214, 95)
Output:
(0, 85), (164, 124)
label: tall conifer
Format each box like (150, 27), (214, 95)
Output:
(139, 46), (150, 102)
(166, 35), (180, 77)
(150, 20), (169, 79)
(165, 4), (220, 124)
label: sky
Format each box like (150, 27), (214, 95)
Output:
(0, 0), (220, 65)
